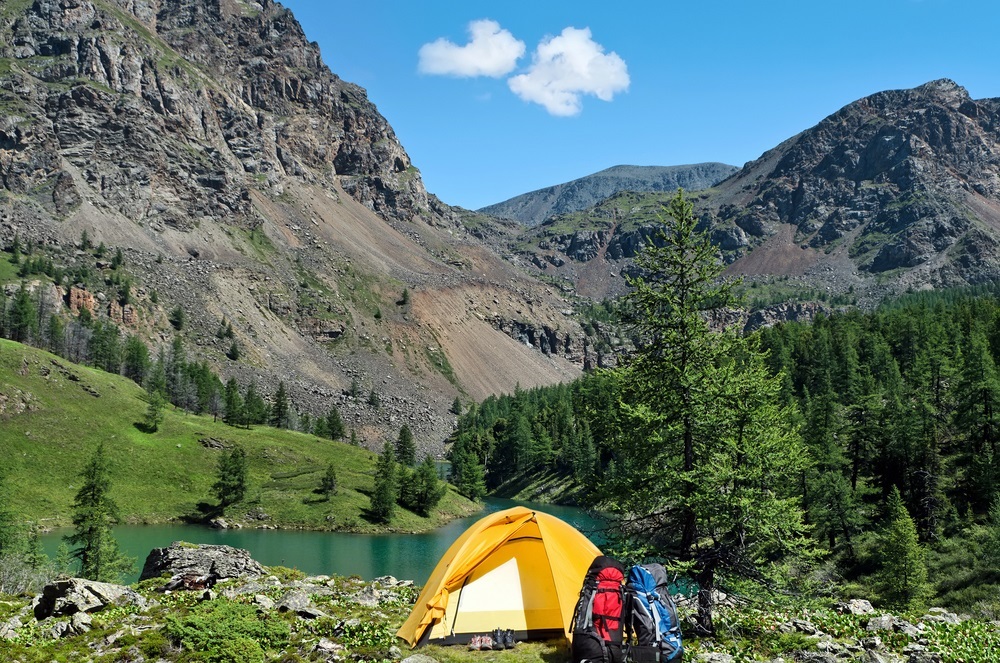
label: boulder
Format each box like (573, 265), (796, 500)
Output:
(32, 578), (146, 620)
(139, 542), (266, 581)
(276, 589), (327, 619)
(835, 598), (876, 615)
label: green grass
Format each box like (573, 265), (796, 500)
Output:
(0, 340), (477, 532)
(0, 0), (32, 19)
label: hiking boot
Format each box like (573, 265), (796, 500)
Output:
(480, 634), (493, 650)
(504, 629), (516, 648)
(490, 629), (505, 650)
(468, 635), (483, 650)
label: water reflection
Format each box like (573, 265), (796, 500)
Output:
(41, 498), (605, 584)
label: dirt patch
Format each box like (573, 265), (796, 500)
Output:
(726, 224), (820, 277)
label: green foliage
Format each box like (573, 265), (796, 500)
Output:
(398, 456), (447, 516)
(878, 486), (930, 609)
(395, 424), (416, 466)
(319, 463), (338, 499)
(65, 442), (134, 582)
(164, 598), (290, 662)
(369, 442), (397, 523)
(212, 446), (249, 507)
(270, 382), (290, 429)
(326, 405), (345, 440)
(169, 304), (185, 330)
(0, 340), (474, 533)
(143, 388), (166, 433)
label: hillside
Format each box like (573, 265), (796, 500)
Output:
(478, 163), (738, 227)
(0, 339), (477, 531)
(0, 0), (592, 450)
(509, 80), (1000, 317)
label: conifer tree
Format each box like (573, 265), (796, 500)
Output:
(396, 424), (416, 466)
(212, 446), (249, 507)
(65, 443), (134, 582)
(399, 456), (447, 516)
(319, 464), (338, 499)
(223, 378), (244, 426)
(369, 443), (397, 523)
(326, 406), (345, 440)
(878, 486), (929, 609)
(602, 190), (810, 634)
(9, 282), (37, 343)
(243, 382), (267, 425)
(271, 382), (290, 428)
(143, 387), (166, 433)
(122, 334), (150, 385)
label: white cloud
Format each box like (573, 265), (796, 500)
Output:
(507, 27), (630, 116)
(418, 19), (525, 78)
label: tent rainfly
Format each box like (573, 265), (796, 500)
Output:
(397, 506), (601, 648)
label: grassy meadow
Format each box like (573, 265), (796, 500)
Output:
(0, 339), (477, 532)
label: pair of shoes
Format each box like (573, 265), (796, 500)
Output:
(468, 634), (493, 650)
(490, 628), (516, 649)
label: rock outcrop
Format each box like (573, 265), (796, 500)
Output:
(139, 541), (267, 581)
(32, 577), (146, 620)
(0, 0), (587, 447)
(512, 80), (1000, 315)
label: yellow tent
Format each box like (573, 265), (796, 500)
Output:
(397, 506), (601, 647)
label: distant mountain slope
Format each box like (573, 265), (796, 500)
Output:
(0, 0), (591, 448)
(479, 163), (738, 226)
(510, 80), (1000, 314)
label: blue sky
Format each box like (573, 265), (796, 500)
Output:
(278, 0), (1000, 211)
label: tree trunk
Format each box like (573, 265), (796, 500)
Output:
(695, 565), (716, 635)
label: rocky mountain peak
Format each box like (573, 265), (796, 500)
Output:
(2, 0), (428, 225)
(0, 0), (589, 448)
(506, 80), (1000, 316)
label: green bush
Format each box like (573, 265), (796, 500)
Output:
(164, 599), (289, 661)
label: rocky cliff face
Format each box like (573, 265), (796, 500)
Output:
(511, 80), (1000, 313)
(0, 0), (586, 448)
(479, 163), (738, 227)
(0, 0), (427, 227)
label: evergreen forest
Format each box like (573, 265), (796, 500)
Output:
(449, 282), (1000, 618)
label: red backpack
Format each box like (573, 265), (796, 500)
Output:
(570, 556), (626, 663)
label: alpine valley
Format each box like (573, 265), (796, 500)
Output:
(3, 0), (1000, 448)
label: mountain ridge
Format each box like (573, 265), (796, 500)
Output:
(508, 79), (1000, 318)
(478, 162), (738, 227)
(0, 0), (595, 450)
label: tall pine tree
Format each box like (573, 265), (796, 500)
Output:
(65, 443), (134, 582)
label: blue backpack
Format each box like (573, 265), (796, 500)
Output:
(624, 564), (682, 662)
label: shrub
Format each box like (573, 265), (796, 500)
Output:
(164, 598), (289, 661)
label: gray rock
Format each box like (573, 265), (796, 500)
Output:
(276, 589), (327, 619)
(835, 598), (875, 615)
(70, 611), (92, 634)
(139, 542), (266, 581)
(32, 578), (146, 620)
(797, 654), (837, 663)
(0, 615), (21, 640)
(921, 607), (962, 625)
(696, 654), (735, 663)
(866, 614), (896, 631)
(354, 585), (383, 607)
(253, 594), (275, 610)
(401, 655), (437, 663)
